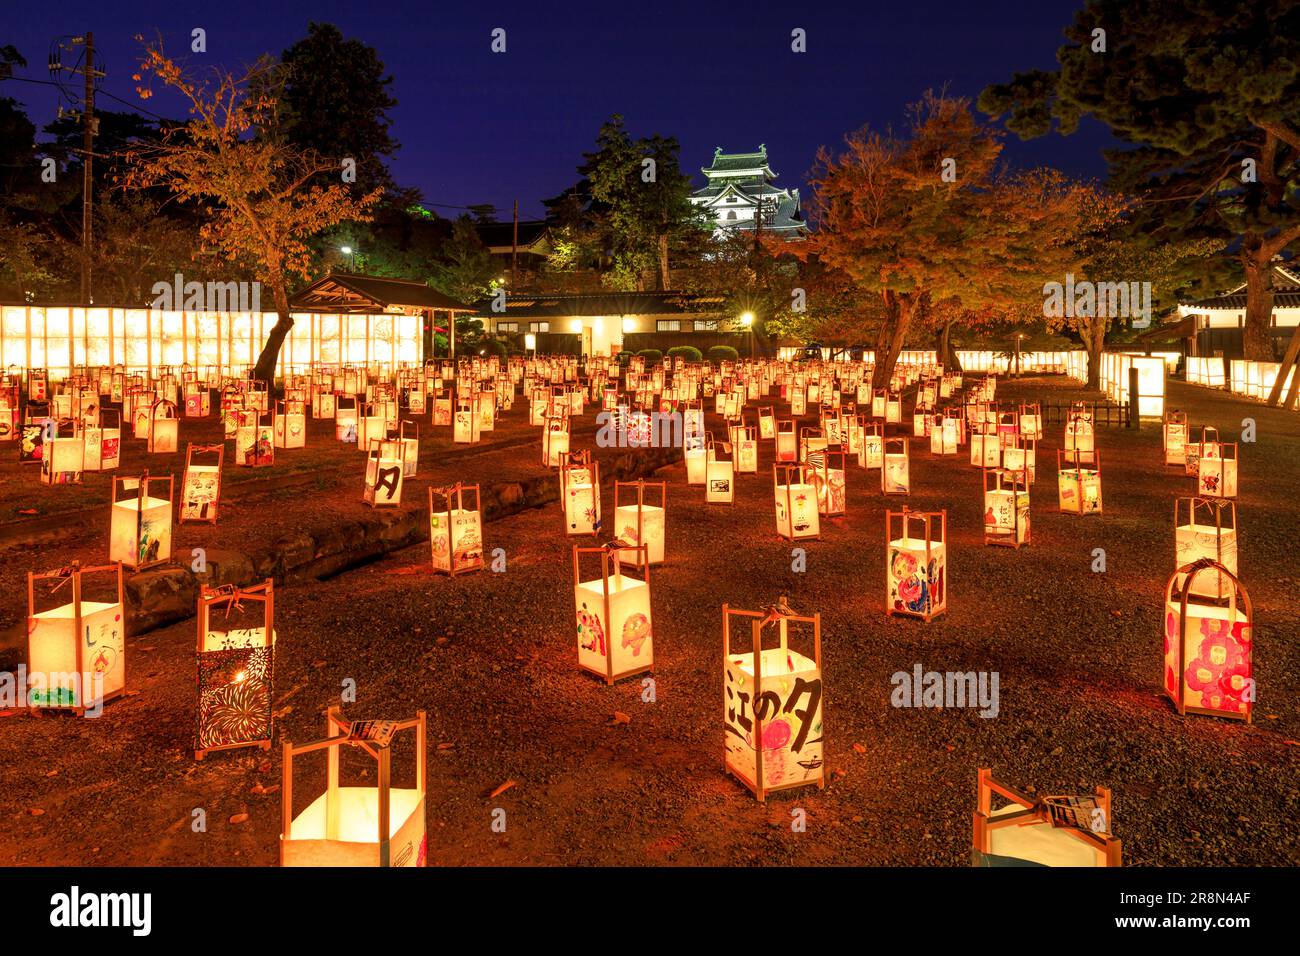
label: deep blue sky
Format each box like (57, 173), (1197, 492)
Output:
(3, 0), (1115, 219)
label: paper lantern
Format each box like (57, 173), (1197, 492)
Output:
(1064, 406), (1095, 463)
(1197, 438), (1238, 500)
(184, 387), (210, 418)
(972, 769), (1121, 867)
(144, 399), (178, 454)
(41, 423), (84, 486)
(882, 438), (910, 495)
(613, 480), (666, 565)
(131, 394), (152, 439)
(1163, 410), (1188, 466)
(542, 411), (569, 465)
(18, 410), (47, 465)
(983, 467), (1030, 548)
(774, 465), (820, 540)
(1057, 450), (1103, 515)
(180, 443), (224, 523)
(562, 457), (602, 535)
(273, 400), (306, 449)
(573, 545), (654, 684)
(885, 393), (902, 423)
(477, 389), (496, 432)
(969, 430), (1000, 468)
(280, 707), (428, 867)
(399, 420), (419, 477)
(237, 415), (274, 467)
(758, 406), (775, 440)
(363, 438), (405, 507)
(859, 423), (884, 468)
(790, 388), (807, 416)
(335, 396), (359, 444)
(358, 403), (388, 451)
(432, 390), (452, 427)
(429, 483), (484, 575)
(684, 432), (708, 485)
(806, 446), (846, 516)
(83, 409), (121, 471)
(109, 473), (174, 570)
(722, 599), (824, 801)
(1001, 436), (1036, 485)
(705, 440), (735, 504)
(775, 419), (797, 463)
(886, 508), (946, 621)
(1164, 559), (1253, 721)
(26, 562), (125, 714)
(1175, 498), (1236, 599)
(195, 581), (275, 759)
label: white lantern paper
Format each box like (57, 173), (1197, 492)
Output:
(731, 423), (758, 474)
(613, 480), (666, 565)
(83, 409), (121, 471)
(453, 397), (481, 444)
(180, 443), (224, 523)
(775, 420), (797, 463)
(1057, 450), (1103, 515)
(1018, 403), (1042, 441)
(364, 438), (405, 507)
(41, 427), (84, 485)
(358, 404), (388, 450)
(684, 435), (707, 485)
(1163, 412), (1188, 467)
(882, 438), (910, 495)
(280, 707), (428, 867)
(562, 458), (602, 535)
(758, 407), (776, 440)
(973, 770), (1122, 867)
(774, 465), (820, 540)
(983, 468), (1030, 548)
(1065, 408), (1095, 463)
(399, 421), (419, 478)
(1197, 442), (1238, 499)
(573, 545), (654, 684)
(335, 396), (359, 444)
(27, 562), (126, 713)
(237, 417), (274, 467)
(109, 473), (174, 569)
(886, 508), (946, 621)
(1001, 438), (1036, 485)
(429, 483), (484, 575)
(807, 447), (846, 516)
(860, 426), (884, 468)
(1164, 560), (1253, 722)
(273, 400), (306, 449)
(149, 399), (179, 453)
(706, 442), (735, 504)
(1174, 498), (1236, 599)
(542, 412), (570, 466)
(969, 431), (999, 468)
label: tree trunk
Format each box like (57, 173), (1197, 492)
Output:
(252, 278), (293, 390)
(871, 293), (912, 389)
(1084, 317), (1105, 389)
(1267, 323), (1300, 407)
(1241, 249), (1276, 361)
(935, 320), (961, 373)
(657, 232), (670, 291)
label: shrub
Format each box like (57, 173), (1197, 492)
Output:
(479, 338), (507, 358)
(636, 348), (663, 365)
(666, 345), (703, 363)
(707, 344), (740, 364)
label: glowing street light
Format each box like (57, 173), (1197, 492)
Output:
(740, 312), (755, 359)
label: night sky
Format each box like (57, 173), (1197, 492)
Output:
(3, 0), (1116, 219)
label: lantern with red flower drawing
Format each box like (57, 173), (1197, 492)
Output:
(614, 480), (666, 565)
(1197, 435), (1238, 500)
(573, 544), (654, 684)
(195, 581), (275, 759)
(280, 707), (428, 867)
(429, 483), (484, 575)
(774, 464), (820, 540)
(1163, 559), (1253, 721)
(562, 454), (601, 535)
(886, 508), (946, 621)
(723, 598), (824, 802)
(26, 562), (125, 714)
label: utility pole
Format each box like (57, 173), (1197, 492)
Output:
(82, 32), (94, 305)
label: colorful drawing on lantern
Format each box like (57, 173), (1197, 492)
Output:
(1167, 610), (1252, 715)
(576, 603), (607, 656)
(621, 613), (651, 657)
(197, 646), (273, 750)
(19, 424), (43, 462)
(889, 549), (944, 614)
(709, 478), (731, 494)
(182, 470), (220, 520)
(725, 666), (824, 786)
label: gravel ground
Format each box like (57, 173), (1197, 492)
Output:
(1, 375), (1296, 867)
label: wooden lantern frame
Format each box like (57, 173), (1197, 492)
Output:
(1163, 409), (1188, 467)
(572, 544), (654, 685)
(195, 580), (275, 759)
(1057, 449), (1103, 516)
(147, 398), (179, 453)
(705, 437), (735, 505)
(885, 507), (947, 621)
(1174, 497), (1237, 597)
(807, 445), (847, 516)
(428, 482), (484, 576)
(180, 443), (224, 524)
(881, 437), (910, 495)
(613, 479), (667, 566)
(973, 769), (1121, 867)
(26, 561), (126, 715)
(775, 419), (797, 463)
(773, 464), (820, 541)
(1196, 434), (1238, 500)
(1164, 558), (1253, 722)
(983, 466), (1030, 549)
(561, 455), (602, 536)
(721, 599), (825, 802)
(110, 472), (175, 570)
(280, 706), (428, 868)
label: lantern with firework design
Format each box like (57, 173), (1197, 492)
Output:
(195, 581), (275, 759)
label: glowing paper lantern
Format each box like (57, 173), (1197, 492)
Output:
(41, 423), (84, 485)
(399, 420), (419, 478)
(180, 443), (224, 524)
(706, 440), (735, 504)
(807, 446), (846, 516)
(237, 415), (274, 467)
(972, 769), (1122, 867)
(195, 581), (275, 759)
(573, 544), (654, 684)
(983, 467), (1030, 548)
(184, 386), (210, 418)
(109, 473), (173, 570)
(969, 430), (999, 468)
(722, 599), (824, 801)
(477, 389), (496, 432)
(1175, 498), (1236, 599)
(758, 406), (775, 440)
(144, 399), (178, 454)
(886, 508), (946, 621)
(335, 396), (359, 444)
(790, 388), (806, 416)
(562, 457), (602, 535)
(731, 422), (758, 474)
(280, 707), (428, 867)
(1064, 406), (1095, 463)
(1197, 438), (1238, 500)
(684, 432), (707, 484)
(1164, 559), (1253, 721)
(83, 408), (121, 471)
(614, 480), (666, 565)
(774, 465), (820, 540)
(358, 403), (388, 450)
(273, 400), (306, 449)
(1001, 436), (1036, 485)
(860, 423), (884, 468)
(1162, 410), (1188, 466)
(429, 483), (484, 575)
(26, 562), (125, 713)
(541, 411), (569, 465)
(363, 438), (405, 507)
(775, 420), (797, 464)
(882, 438), (910, 495)
(1057, 450), (1103, 515)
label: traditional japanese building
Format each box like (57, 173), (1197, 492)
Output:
(690, 145), (809, 240)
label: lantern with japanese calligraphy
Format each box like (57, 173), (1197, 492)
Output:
(562, 457), (602, 535)
(83, 408), (121, 471)
(706, 439), (735, 504)
(429, 483), (484, 575)
(399, 421), (419, 477)
(775, 419), (797, 463)
(573, 544), (654, 683)
(614, 480), (666, 565)
(972, 769), (1121, 867)
(723, 599), (824, 801)
(237, 414), (274, 467)
(930, 412), (959, 455)
(859, 422), (884, 468)
(363, 438), (405, 507)
(969, 428), (1000, 468)
(983, 467), (1030, 548)
(1197, 436), (1238, 500)
(1175, 498), (1237, 599)
(109, 473), (174, 570)
(886, 508), (946, 621)
(1057, 450), (1103, 515)
(280, 707), (428, 867)
(774, 465), (820, 540)
(477, 388), (497, 432)
(335, 396), (359, 444)
(195, 581), (275, 759)
(26, 562), (125, 714)
(273, 400), (306, 449)
(180, 443), (223, 523)
(1164, 559), (1253, 721)
(1163, 410), (1188, 466)
(1064, 405), (1095, 463)
(882, 438), (910, 494)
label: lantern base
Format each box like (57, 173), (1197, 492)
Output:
(196, 738), (273, 761)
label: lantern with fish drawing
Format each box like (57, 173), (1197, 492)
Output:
(983, 467), (1030, 548)
(1163, 410), (1188, 467)
(180, 443), (224, 523)
(972, 769), (1121, 867)
(882, 438), (910, 494)
(363, 438), (405, 507)
(723, 599), (824, 802)
(429, 483), (484, 575)
(109, 473), (173, 570)
(806, 446), (846, 516)
(1197, 436), (1238, 500)
(775, 419), (797, 463)
(280, 707), (428, 867)
(705, 438), (735, 504)
(26, 562), (125, 714)
(774, 464), (820, 540)
(195, 581), (275, 759)
(1175, 498), (1237, 600)
(335, 395), (359, 444)
(573, 544), (654, 684)
(147, 399), (179, 454)
(886, 508), (946, 621)
(236, 412), (274, 467)
(562, 455), (602, 535)
(1057, 450), (1103, 515)
(273, 399), (306, 450)
(614, 480), (666, 565)
(1164, 559), (1253, 722)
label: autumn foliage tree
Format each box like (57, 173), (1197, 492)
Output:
(124, 43), (382, 386)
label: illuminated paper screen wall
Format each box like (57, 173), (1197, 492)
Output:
(1, 306), (422, 378)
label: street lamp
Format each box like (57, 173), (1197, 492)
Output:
(741, 311), (755, 360)
(340, 245), (355, 271)
(1015, 333), (1024, 378)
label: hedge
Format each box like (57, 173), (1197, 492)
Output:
(636, 348), (663, 365)
(706, 345), (740, 363)
(665, 345), (703, 363)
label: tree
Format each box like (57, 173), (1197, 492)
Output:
(124, 43), (382, 386)
(978, 0), (1300, 403)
